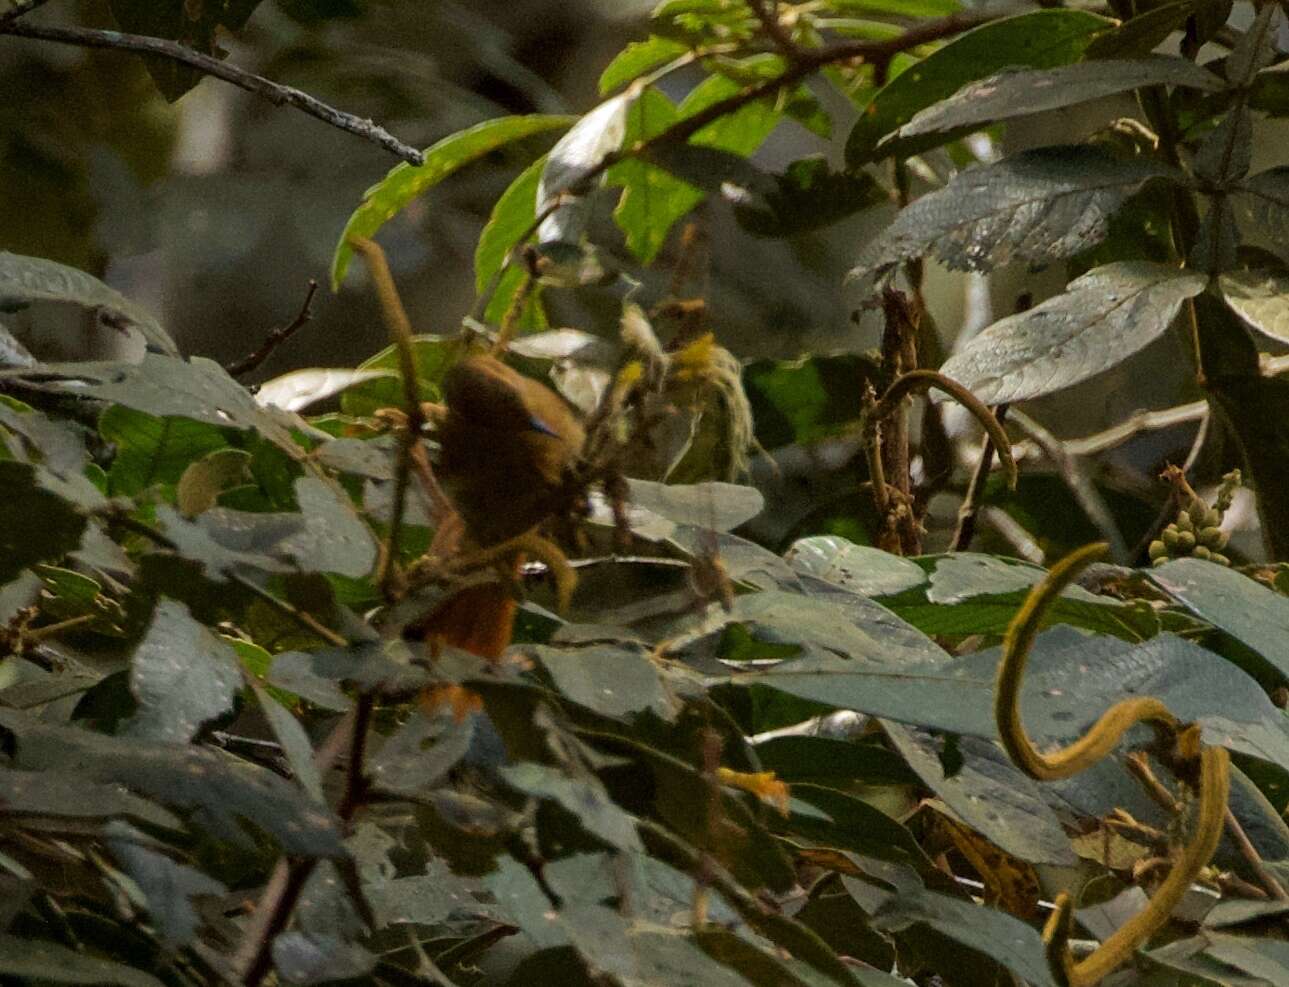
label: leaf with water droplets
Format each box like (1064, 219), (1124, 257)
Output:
(122, 599), (243, 744)
(849, 146), (1179, 296)
(938, 261), (1206, 405)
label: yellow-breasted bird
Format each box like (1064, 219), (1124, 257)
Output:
(417, 355), (584, 659)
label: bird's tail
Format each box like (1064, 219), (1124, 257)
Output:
(417, 578), (518, 661)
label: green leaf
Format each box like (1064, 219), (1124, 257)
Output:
(937, 262), (1207, 405)
(104, 822), (225, 950)
(0, 765), (181, 831)
(0, 251), (177, 356)
(1150, 559), (1289, 686)
(610, 76), (780, 263)
(475, 154), (546, 296)
(531, 644), (679, 721)
(339, 334), (466, 417)
(501, 762), (643, 851)
(786, 537), (927, 598)
(735, 156), (883, 238)
(0, 708), (346, 857)
(330, 114), (574, 289)
(0, 934), (166, 987)
(1083, 1), (1197, 59)
(872, 890), (1060, 987)
(100, 406), (229, 498)
(1202, 935), (1289, 984)
(744, 352), (881, 449)
(1219, 269), (1289, 342)
(599, 36), (689, 95)
(1238, 165), (1289, 243)
(0, 461), (86, 583)
(123, 599), (242, 744)
(846, 9), (1113, 166)
(848, 146), (1180, 295)
(894, 57), (1224, 146)
(107, 0), (263, 101)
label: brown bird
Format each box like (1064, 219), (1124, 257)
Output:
(418, 355), (585, 659)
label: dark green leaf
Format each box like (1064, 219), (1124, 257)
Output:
(0, 934), (166, 987)
(501, 762), (643, 851)
(1238, 165), (1289, 243)
(937, 262), (1207, 405)
(0, 765), (181, 830)
(1151, 559), (1289, 685)
(872, 890), (1060, 987)
(99, 406), (228, 497)
(846, 9), (1113, 166)
(108, 0), (262, 101)
(894, 58), (1224, 144)
(123, 599), (242, 743)
(1084, 1), (1196, 60)
(736, 156), (883, 238)
(882, 723), (1077, 865)
(849, 146), (1179, 295)
(0, 708), (346, 857)
(0, 461), (86, 583)
(340, 334), (466, 417)
(531, 644), (679, 721)
(104, 821), (225, 950)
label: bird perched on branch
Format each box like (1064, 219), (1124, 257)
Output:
(415, 354), (585, 659)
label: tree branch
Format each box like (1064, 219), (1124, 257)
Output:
(0, 0), (52, 27)
(227, 279), (319, 378)
(0, 20), (425, 166)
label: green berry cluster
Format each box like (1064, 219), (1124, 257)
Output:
(1148, 469), (1241, 567)
(1148, 505), (1229, 566)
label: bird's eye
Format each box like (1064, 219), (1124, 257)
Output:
(527, 415), (560, 438)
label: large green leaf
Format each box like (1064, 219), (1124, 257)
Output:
(0, 934), (166, 987)
(609, 76), (780, 263)
(330, 114), (574, 289)
(99, 406), (228, 497)
(122, 599), (242, 744)
(846, 9), (1113, 166)
(937, 262), (1207, 406)
(1150, 559), (1289, 685)
(0, 708), (345, 857)
(1238, 165), (1289, 244)
(0, 461), (86, 584)
(872, 890), (1060, 987)
(849, 146), (1180, 296)
(893, 57), (1224, 144)
(0, 251), (177, 356)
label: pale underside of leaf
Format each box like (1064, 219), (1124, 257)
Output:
(849, 146), (1177, 293)
(893, 57), (1225, 141)
(938, 261), (1207, 406)
(1220, 270), (1289, 343)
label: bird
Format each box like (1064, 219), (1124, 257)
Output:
(415, 354), (585, 659)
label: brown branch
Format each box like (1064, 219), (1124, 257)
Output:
(0, 21), (425, 166)
(1225, 806), (1289, 902)
(0, 0), (52, 26)
(227, 279), (319, 378)
(745, 0), (805, 60)
(951, 403), (1009, 553)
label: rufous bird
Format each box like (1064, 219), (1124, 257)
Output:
(416, 355), (585, 659)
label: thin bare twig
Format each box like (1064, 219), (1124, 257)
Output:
(0, 0), (51, 27)
(951, 404), (1008, 553)
(1225, 806), (1289, 902)
(0, 21), (424, 165)
(227, 280), (319, 378)
(1007, 409), (1130, 563)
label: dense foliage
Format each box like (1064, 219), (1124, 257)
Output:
(5, 1), (1289, 986)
